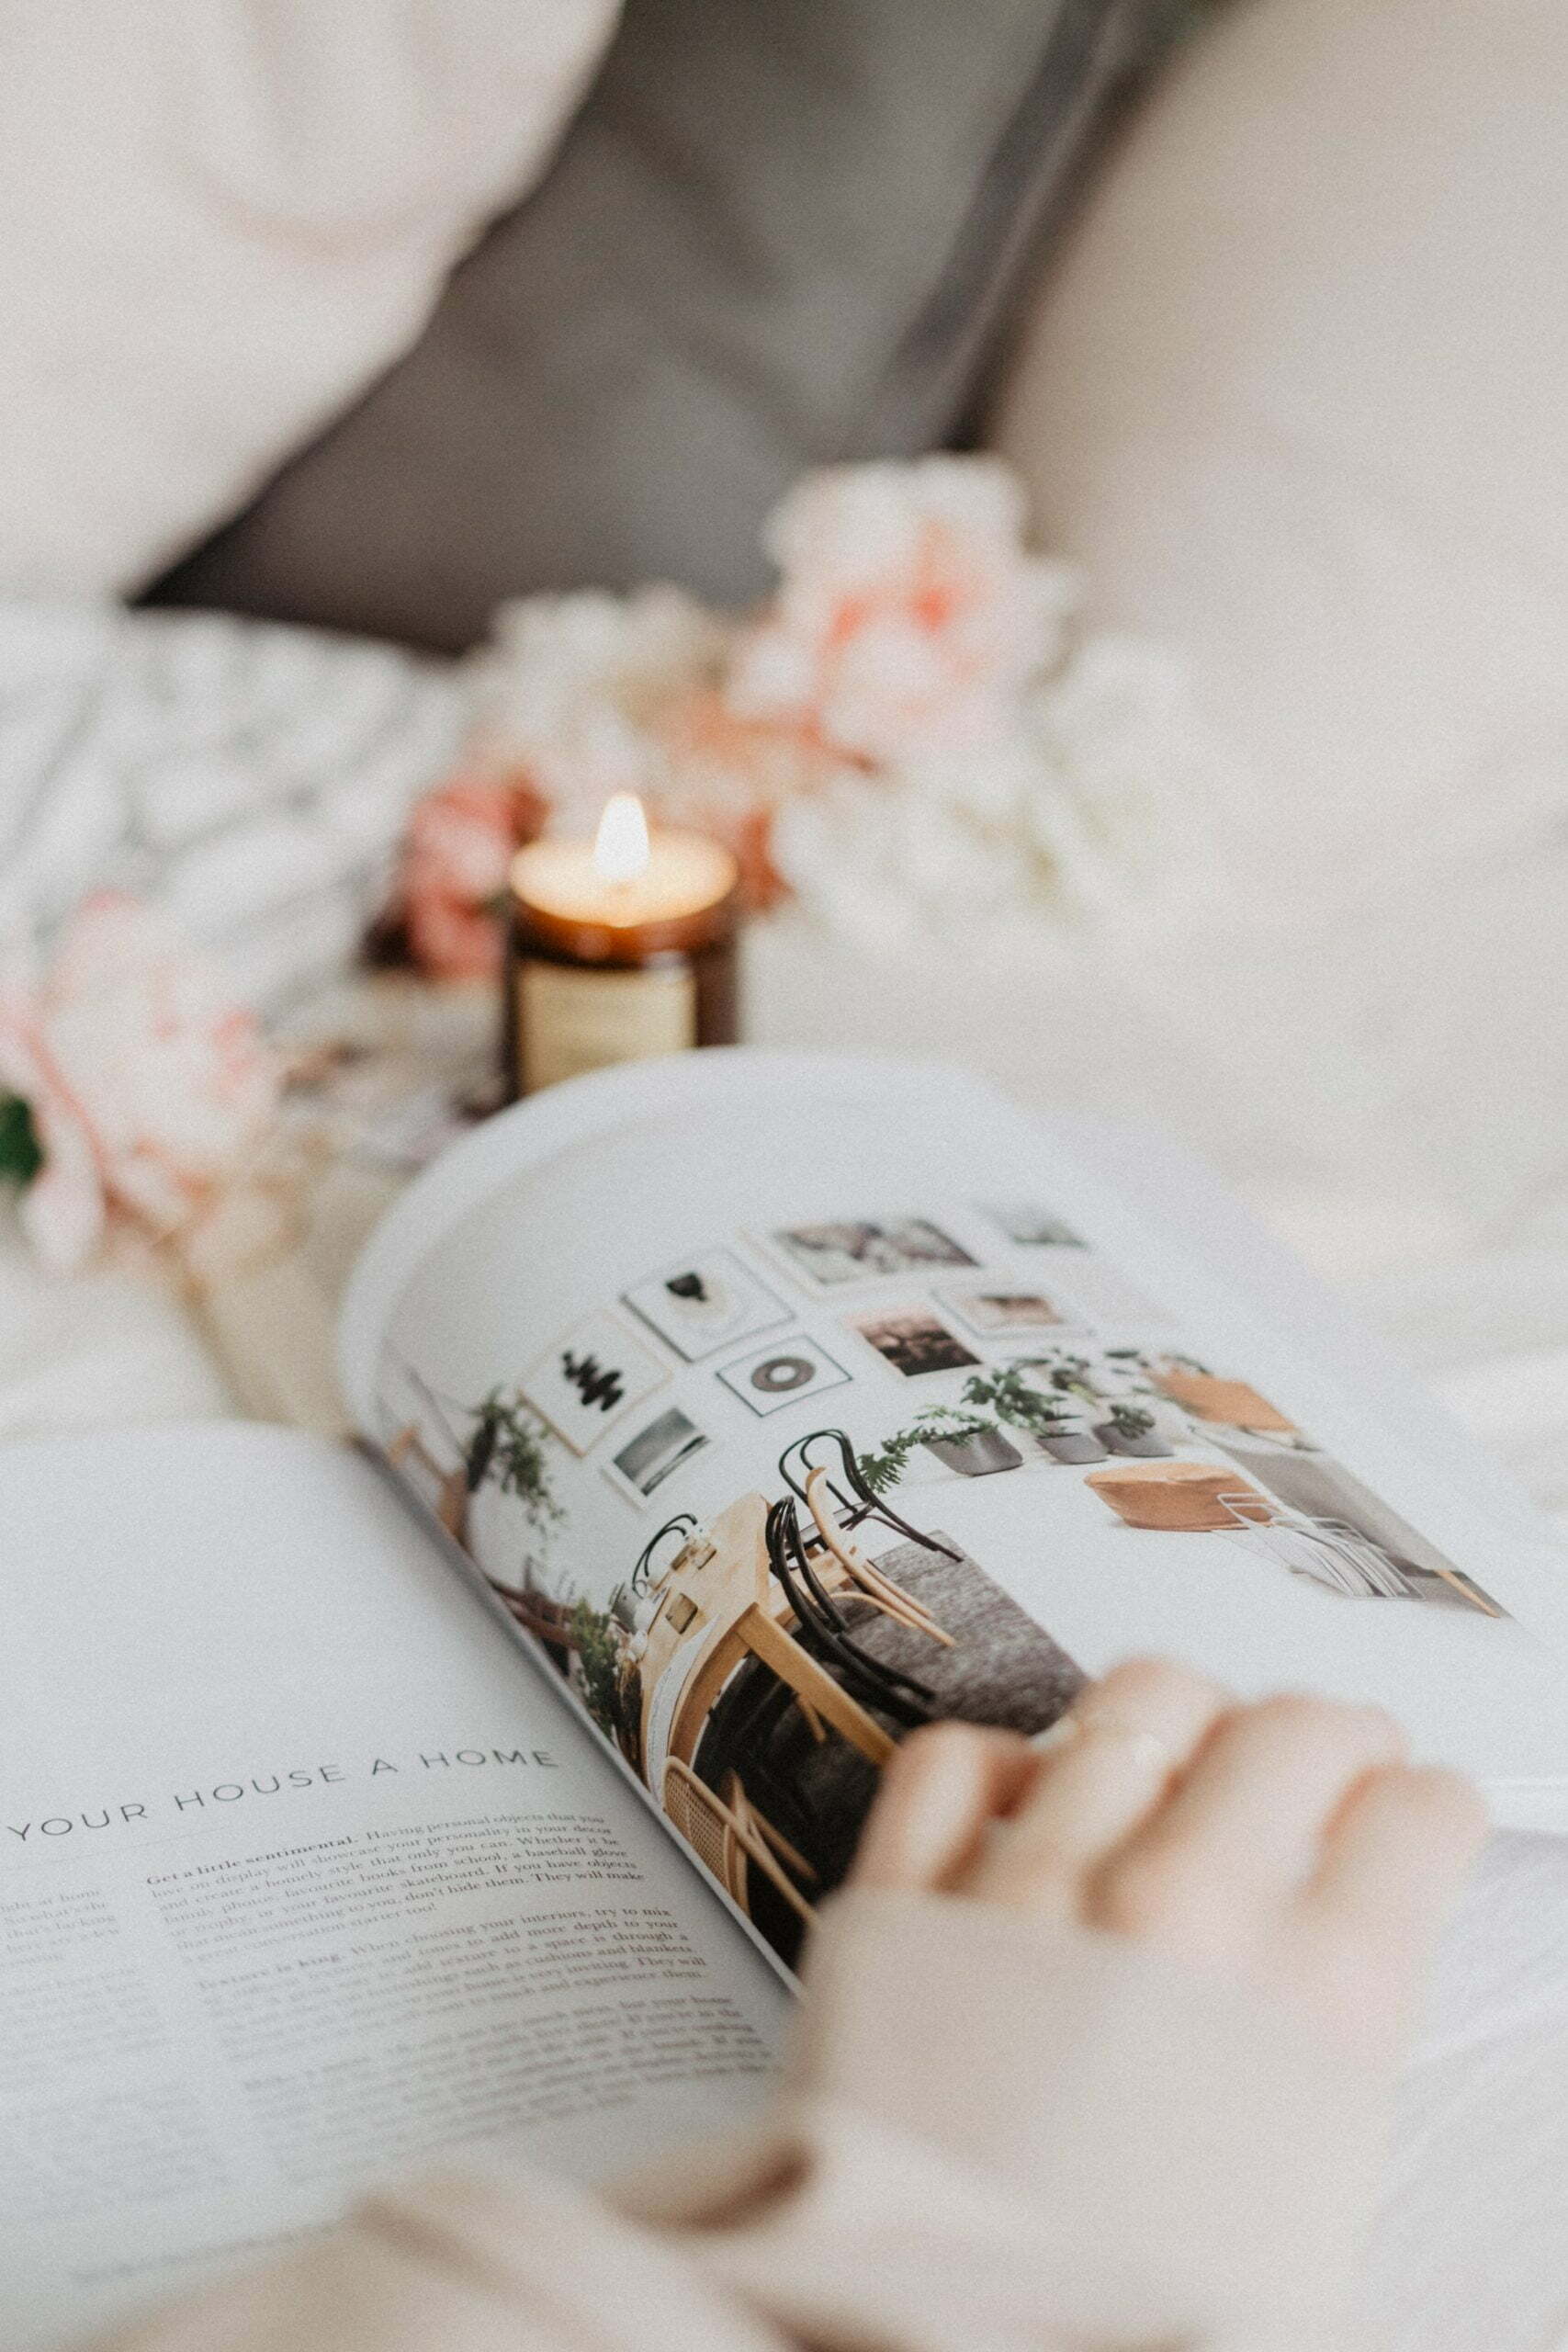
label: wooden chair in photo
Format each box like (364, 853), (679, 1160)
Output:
(637, 1495), (897, 1782)
(763, 1490), (950, 1731)
(773, 1427), (957, 1675)
(799, 1465), (953, 1646)
(387, 1422), (469, 1543)
(662, 1758), (817, 1927)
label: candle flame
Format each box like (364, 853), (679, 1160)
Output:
(592, 792), (651, 885)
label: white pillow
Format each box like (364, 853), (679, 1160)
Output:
(0, 0), (620, 597)
(990, 0), (1568, 901)
(987, 0), (1568, 1237)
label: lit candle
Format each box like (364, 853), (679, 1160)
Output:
(504, 795), (740, 1096)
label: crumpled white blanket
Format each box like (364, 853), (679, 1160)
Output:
(0, 597), (466, 1005)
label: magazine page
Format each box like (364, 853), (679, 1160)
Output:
(0, 1425), (786, 2352)
(342, 1050), (1568, 1972)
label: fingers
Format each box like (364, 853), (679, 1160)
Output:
(851, 1666), (1487, 2068)
(852, 1722), (1038, 1893)
(1088, 1695), (1408, 1953)
(968, 1659), (1231, 1919)
(1304, 1763), (1489, 1966)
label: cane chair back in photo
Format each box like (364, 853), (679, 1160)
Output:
(763, 1495), (938, 1731)
(662, 1758), (817, 1926)
(800, 1464), (953, 1646)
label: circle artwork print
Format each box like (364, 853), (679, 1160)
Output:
(750, 1353), (817, 1395)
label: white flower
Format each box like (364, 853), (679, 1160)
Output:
(728, 456), (1077, 763)
(775, 628), (1225, 952)
(471, 586), (731, 826)
(451, 461), (1225, 960)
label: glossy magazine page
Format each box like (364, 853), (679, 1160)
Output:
(0, 1425), (786, 2350)
(342, 1051), (1568, 1972)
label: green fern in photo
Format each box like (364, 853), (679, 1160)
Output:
(571, 1592), (628, 1742)
(464, 1388), (564, 1550)
(0, 1095), (41, 1186)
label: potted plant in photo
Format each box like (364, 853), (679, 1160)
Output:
(570, 1589), (632, 1746)
(857, 1402), (1021, 1492)
(1031, 1350), (1168, 1457)
(1093, 1399), (1171, 1458)
(964, 1365), (1108, 1464)
(1100, 1346), (1192, 1444)
(464, 1386), (565, 1566)
(915, 1403), (1024, 1477)
(1017, 1356), (1116, 1463)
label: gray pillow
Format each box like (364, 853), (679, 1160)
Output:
(151, 0), (1168, 654)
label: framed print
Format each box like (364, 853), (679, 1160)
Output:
(940, 1283), (1066, 1338)
(623, 1249), (788, 1363)
(520, 1310), (667, 1453)
(717, 1336), (852, 1417)
(846, 1306), (981, 1379)
(976, 1203), (1086, 1249)
(604, 1405), (711, 1503)
(767, 1216), (977, 1289)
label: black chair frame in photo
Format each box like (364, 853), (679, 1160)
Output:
(631, 1513), (699, 1597)
(628, 1430), (953, 1730)
(778, 1429), (962, 1563)
(763, 1495), (936, 1729)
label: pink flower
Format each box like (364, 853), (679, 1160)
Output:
(399, 775), (546, 981)
(727, 457), (1077, 763)
(651, 688), (850, 906)
(0, 893), (283, 1272)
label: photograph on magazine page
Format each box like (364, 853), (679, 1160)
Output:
(374, 1185), (1506, 1969)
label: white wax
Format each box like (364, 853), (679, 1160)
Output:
(511, 829), (737, 928)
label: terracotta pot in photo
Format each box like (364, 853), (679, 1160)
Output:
(1153, 1371), (1297, 1433)
(1087, 1461), (1272, 1532)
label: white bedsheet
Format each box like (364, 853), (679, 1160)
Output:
(3, 601), (1566, 2349)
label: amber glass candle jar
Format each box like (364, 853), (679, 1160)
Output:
(504, 794), (740, 1098)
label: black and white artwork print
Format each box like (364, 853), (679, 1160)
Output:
(623, 1249), (788, 1362)
(606, 1406), (711, 1501)
(521, 1310), (668, 1453)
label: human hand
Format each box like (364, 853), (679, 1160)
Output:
(851, 1658), (1487, 2060)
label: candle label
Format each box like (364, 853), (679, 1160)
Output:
(518, 959), (696, 1092)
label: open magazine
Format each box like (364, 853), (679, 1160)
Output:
(6, 1049), (1567, 2348)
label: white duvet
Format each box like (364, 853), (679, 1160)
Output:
(1, 600), (1566, 2350)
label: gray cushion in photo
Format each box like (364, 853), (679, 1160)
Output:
(151, 0), (1169, 653)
